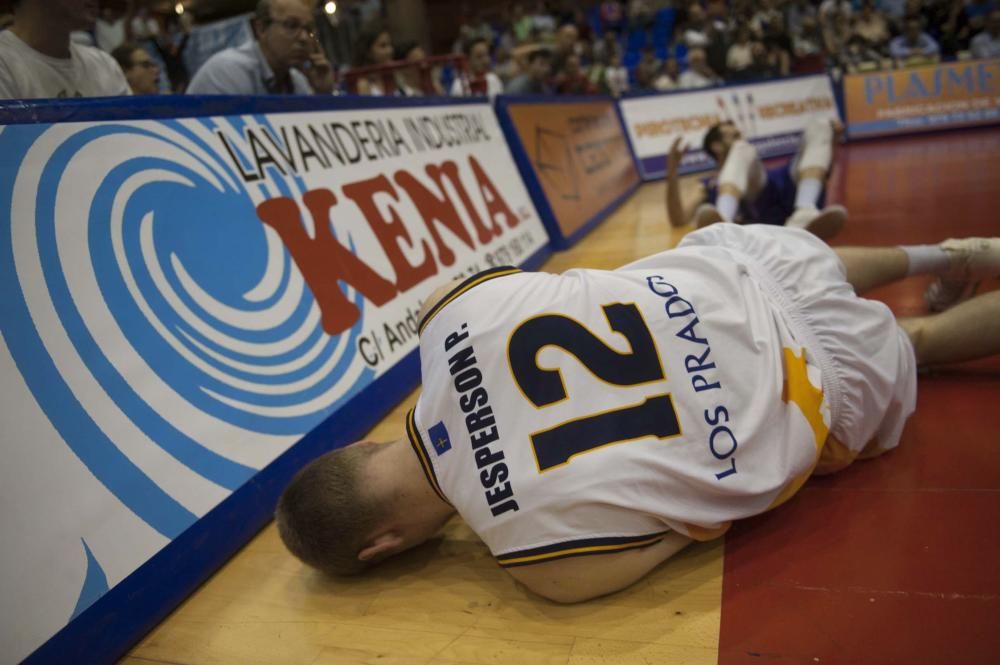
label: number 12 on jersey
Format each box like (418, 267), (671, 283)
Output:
(507, 302), (682, 472)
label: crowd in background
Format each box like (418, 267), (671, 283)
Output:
(1, 0), (999, 100)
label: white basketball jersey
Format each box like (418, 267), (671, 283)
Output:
(408, 251), (830, 568)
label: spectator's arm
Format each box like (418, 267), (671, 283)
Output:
(887, 37), (908, 60)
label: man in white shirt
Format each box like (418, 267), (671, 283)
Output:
(451, 37), (503, 98)
(678, 47), (722, 89)
(0, 0), (130, 99)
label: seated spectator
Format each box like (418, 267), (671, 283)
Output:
(634, 46), (661, 91)
(762, 24), (793, 78)
(112, 42), (161, 95)
(397, 42), (446, 96)
(494, 45), (519, 83)
(683, 2), (711, 48)
(971, 9), (1000, 58)
(0, 0), (129, 98)
(841, 33), (884, 72)
(505, 46), (553, 95)
(653, 57), (681, 91)
(349, 20), (398, 95)
(554, 52), (598, 95)
(600, 0), (625, 33)
(750, 0), (783, 36)
(187, 0), (333, 95)
(792, 14), (824, 58)
(679, 46), (722, 88)
(878, 0), (908, 26)
(593, 29), (620, 64)
(628, 0), (655, 32)
(786, 0), (816, 39)
(603, 49), (630, 97)
(726, 24), (761, 81)
(550, 23), (579, 78)
(530, 2), (557, 38)
(512, 4), (534, 43)
(451, 37), (503, 97)
(822, 3), (852, 58)
(95, 3), (129, 54)
(852, 1), (890, 49)
(889, 15), (941, 62)
(819, 0), (853, 23)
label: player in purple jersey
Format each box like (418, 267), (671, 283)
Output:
(666, 118), (847, 240)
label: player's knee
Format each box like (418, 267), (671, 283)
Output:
(803, 117), (833, 143)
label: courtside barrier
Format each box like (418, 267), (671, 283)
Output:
(494, 95), (642, 249)
(620, 74), (841, 180)
(843, 57), (1000, 138)
(0, 94), (549, 665)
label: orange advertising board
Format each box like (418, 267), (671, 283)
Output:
(500, 100), (640, 246)
(844, 58), (1000, 137)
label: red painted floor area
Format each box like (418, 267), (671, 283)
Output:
(718, 128), (1000, 665)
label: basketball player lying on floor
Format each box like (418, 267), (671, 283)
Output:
(276, 225), (1000, 603)
(666, 118), (848, 240)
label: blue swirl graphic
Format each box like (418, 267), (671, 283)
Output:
(0, 117), (375, 540)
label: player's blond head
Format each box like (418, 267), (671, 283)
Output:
(275, 442), (384, 576)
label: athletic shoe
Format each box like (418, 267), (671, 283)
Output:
(924, 238), (1000, 311)
(693, 203), (725, 228)
(785, 205), (847, 241)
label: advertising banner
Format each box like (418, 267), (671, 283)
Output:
(620, 75), (840, 179)
(0, 99), (547, 664)
(843, 58), (1000, 138)
(497, 98), (640, 248)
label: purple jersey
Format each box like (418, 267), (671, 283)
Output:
(704, 161), (826, 227)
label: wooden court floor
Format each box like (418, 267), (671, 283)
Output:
(122, 128), (1000, 665)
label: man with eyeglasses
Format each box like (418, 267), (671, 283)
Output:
(187, 0), (334, 95)
(0, 0), (130, 99)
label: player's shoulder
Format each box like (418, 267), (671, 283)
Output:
(418, 266), (526, 336)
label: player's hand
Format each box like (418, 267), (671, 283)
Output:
(667, 136), (687, 176)
(305, 40), (335, 94)
(830, 118), (845, 143)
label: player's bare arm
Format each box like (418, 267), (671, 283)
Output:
(507, 531), (693, 603)
(665, 136), (705, 227)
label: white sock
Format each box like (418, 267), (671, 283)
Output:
(716, 193), (739, 222)
(902, 244), (951, 276)
(794, 178), (823, 210)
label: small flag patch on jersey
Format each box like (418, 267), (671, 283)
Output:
(428, 421), (452, 455)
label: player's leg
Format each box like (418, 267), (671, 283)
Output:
(785, 118), (846, 238)
(836, 237), (1000, 294)
(712, 140), (767, 223)
(899, 290), (1000, 366)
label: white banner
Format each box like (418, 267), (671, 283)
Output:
(620, 75), (840, 179)
(0, 101), (546, 663)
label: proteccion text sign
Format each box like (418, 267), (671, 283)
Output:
(620, 75), (840, 179)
